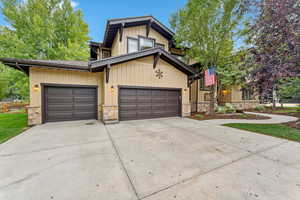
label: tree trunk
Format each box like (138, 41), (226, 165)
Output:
(272, 86), (277, 109)
(209, 84), (217, 115)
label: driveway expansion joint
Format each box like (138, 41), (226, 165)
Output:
(104, 125), (140, 200)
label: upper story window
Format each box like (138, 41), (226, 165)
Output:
(127, 37), (139, 53)
(155, 43), (165, 50)
(139, 36), (155, 50)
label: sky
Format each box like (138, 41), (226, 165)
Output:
(0, 0), (187, 42)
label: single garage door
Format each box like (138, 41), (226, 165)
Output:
(43, 86), (97, 123)
(119, 87), (181, 121)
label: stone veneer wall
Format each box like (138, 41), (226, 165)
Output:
(196, 100), (259, 113)
(27, 106), (41, 126)
(102, 105), (118, 122)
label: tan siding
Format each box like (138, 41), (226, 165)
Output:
(111, 25), (170, 56)
(29, 67), (104, 123)
(111, 31), (120, 56)
(103, 56), (190, 119)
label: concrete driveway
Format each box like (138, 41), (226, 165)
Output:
(0, 115), (299, 200)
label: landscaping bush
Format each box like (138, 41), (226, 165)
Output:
(225, 103), (236, 113)
(254, 105), (266, 111)
(216, 106), (227, 114)
(216, 103), (236, 114)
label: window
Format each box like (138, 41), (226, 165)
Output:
(102, 50), (111, 59)
(127, 38), (138, 53)
(155, 43), (165, 50)
(242, 88), (253, 100)
(139, 37), (155, 50)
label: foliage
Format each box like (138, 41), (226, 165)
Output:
(0, 0), (90, 100)
(170, 0), (249, 114)
(278, 78), (300, 100)
(216, 103), (236, 113)
(0, 112), (27, 143)
(223, 123), (300, 142)
(195, 113), (204, 118)
(245, 0), (300, 97)
(254, 105), (266, 111)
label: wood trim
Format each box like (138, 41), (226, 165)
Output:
(105, 64), (110, 83)
(146, 19), (153, 37)
(119, 23), (124, 42)
(153, 52), (161, 69)
(41, 83), (99, 124)
(118, 85), (182, 91)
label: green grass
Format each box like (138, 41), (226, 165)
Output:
(273, 109), (299, 113)
(195, 114), (204, 119)
(223, 123), (300, 142)
(0, 113), (28, 144)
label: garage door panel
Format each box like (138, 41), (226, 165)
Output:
(46, 88), (73, 95)
(44, 86), (97, 123)
(119, 87), (181, 121)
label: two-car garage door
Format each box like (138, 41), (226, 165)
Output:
(119, 87), (181, 121)
(43, 85), (181, 123)
(43, 86), (97, 123)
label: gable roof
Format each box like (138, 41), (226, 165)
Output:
(0, 58), (89, 74)
(103, 16), (174, 48)
(90, 47), (195, 75)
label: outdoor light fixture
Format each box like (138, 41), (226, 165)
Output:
(222, 90), (228, 94)
(33, 84), (39, 92)
(110, 85), (114, 93)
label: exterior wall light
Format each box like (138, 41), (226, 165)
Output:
(110, 85), (114, 93)
(222, 90), (228, 94)
(33, 84), (39, 92)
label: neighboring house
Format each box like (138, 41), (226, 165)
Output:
(0, 16), (259, 125)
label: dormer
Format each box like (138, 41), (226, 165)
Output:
(90, 16), (186, 61)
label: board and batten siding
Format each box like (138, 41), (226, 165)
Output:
(102, 56), (190, 121)
(111, 25), (170, 57)
(28, 67), (104, 124)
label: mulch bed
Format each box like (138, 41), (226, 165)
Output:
(189, 112), (270, 121)
(282, 120), (300, 130)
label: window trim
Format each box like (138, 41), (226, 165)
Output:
(242, 88), (253, 100)
(138, 35), (156, 51)
(155, 43), (165, 50)
(127, 37), (139, 54)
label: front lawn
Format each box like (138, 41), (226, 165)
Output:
(224, 123), (300, 142)
(0, 113), (28, 144)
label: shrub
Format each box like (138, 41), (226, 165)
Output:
(216, 106), (227, 114)
(225, 103), (236, 113)
(254, 105), (266, 111)
(216, 103), (236, 114)
(195, 114), (204, 118)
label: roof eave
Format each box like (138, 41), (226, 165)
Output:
(90, 48), (195, 76)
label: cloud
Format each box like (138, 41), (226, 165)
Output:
(70, 1), (79, 8)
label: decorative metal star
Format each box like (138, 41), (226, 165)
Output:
(155, 69), (163, 79)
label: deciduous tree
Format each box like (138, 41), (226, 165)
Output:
(170, 0), (248, 114)
(0, 0), (90, 100)
(246, 0), (300, 107)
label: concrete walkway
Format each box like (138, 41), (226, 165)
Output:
(0, 113), (299, 200)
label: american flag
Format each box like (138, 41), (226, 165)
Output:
(205, 67), (216, 86)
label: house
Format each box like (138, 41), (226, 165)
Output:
(0, 16), (259, 125)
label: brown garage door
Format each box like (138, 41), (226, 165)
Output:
(119, 87), (181, 121)
(43, 86), (97, 123)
